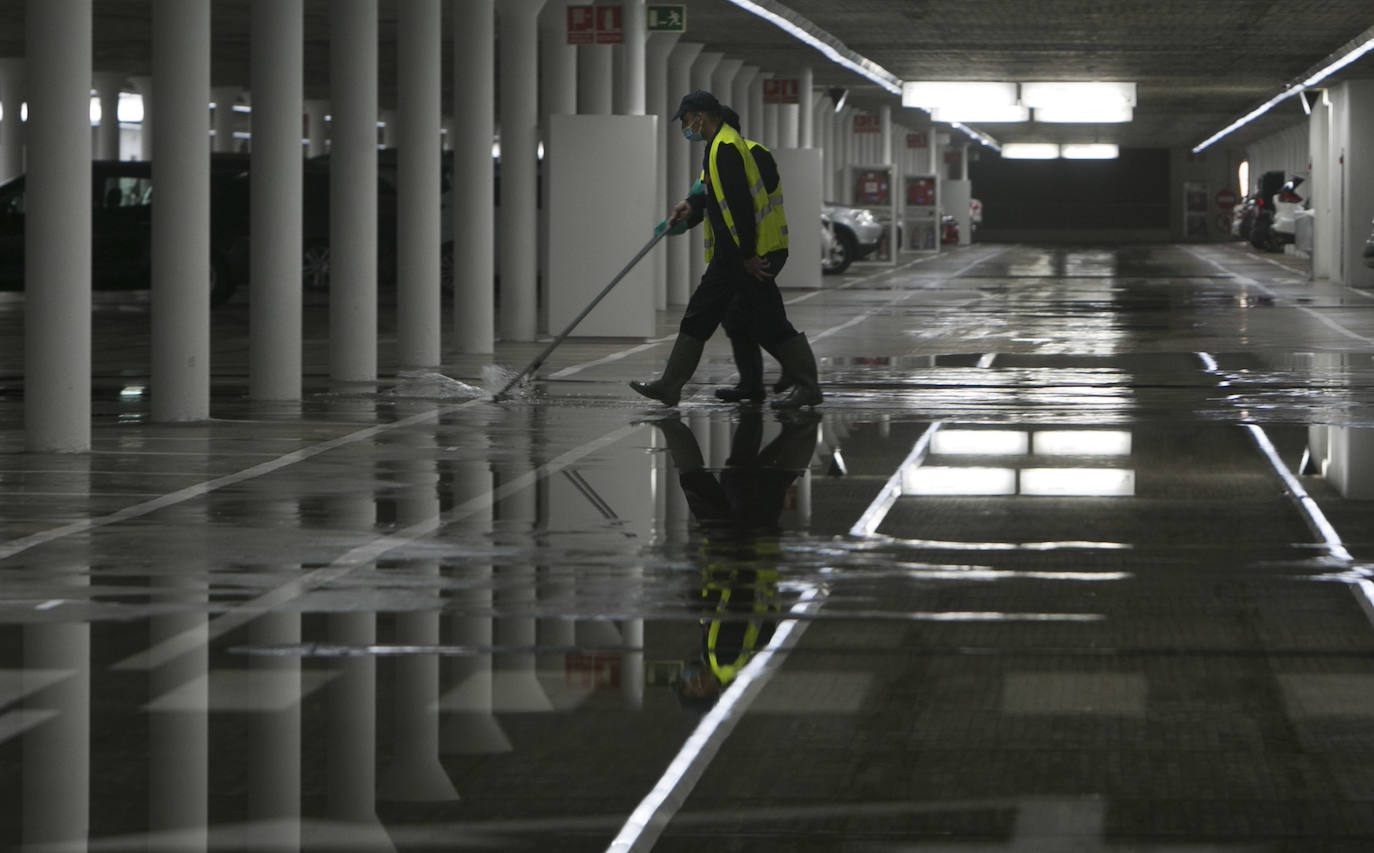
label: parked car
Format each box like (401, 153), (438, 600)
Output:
(0, 156), (251, 307)
(821, 202), (884, 273)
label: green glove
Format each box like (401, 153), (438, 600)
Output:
(689, 178), (707, 197)
(654, 218), (690, 237)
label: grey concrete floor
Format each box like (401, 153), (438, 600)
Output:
(4, 243), (1374, 851)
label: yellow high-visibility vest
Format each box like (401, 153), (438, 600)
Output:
(699, 124), (789, 264)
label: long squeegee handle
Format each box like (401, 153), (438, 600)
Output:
(493, 228), (668, 400)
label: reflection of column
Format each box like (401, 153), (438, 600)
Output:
(319, 397), (394, 846)
(441, 424), (512, 754)
(380, 420), (460, 801)
(23, 458), (90, 850)
(709, 416), (731, 469)
(147, 449), (209, 849)
(249, 610), (301, 852)
(493, 408), (553, 711)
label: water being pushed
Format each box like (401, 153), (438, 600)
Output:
(388, 370), (489, 400)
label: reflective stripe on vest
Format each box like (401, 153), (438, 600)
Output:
(701, 126), (789, 264)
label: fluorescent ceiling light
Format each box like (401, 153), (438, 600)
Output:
(1020, 81), (1136, 109)
(1061, 143), (1120, 160)
(1193, 24), (1374, 152)
(1002, 143), (1060, 159)
(903, 81), (1018, 109)
(724, 0), (902, 94)
(1033, 104), (1133, 123)
(946, 120), (1002, 152)
(931, 104), (1029, 123)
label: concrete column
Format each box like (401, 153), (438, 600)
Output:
(249, 0), (303, 400)
(732, 64), (758, 136)
(880, 104), (892, 163)
(686, 50), (721, 297)
(498, 0), (547, 342)
(330, 0), (378, 381)
(1338, 79), (1374, 286)
(92, 71), (125, 160)
(25, 0), (91, 453)
(151, 0), (210, 423)
(749, 71), (765, 145)
(454, 0), (495, 353)
(396, 0), (442, 368)
(540, 0), (577, 333)
(664, 41), (701, 307)
(646, 31), (680, 311)
(621, 0), (646, 115)
(778, 101), (799, 148)
(131, 74), (153, 159)
(819, 96), (834, 199)
(1310, 94), (1334, 280)
(713, 58), (742, 111)
(248, 609), (302, 851)
(303, 98), (328, 157)
(760, 74), (777, 147)
(211, 86), (241, 153)
(0, 59), (25, 181)
(799, 67), (813, 147)
(579, 43), (613, 115)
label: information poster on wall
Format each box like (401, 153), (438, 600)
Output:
(853, 166), (894, 261)
(906, 175), (939, 251)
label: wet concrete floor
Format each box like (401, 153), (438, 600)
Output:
(4, 243), (1374, 850)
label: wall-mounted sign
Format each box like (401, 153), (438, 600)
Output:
(646, 5), (686, 32)
(853, 113), (880, 134)
(566, 5), (595, 44)
(906, 132), (927, 148)
(763, 79), (799, 104)
(595, 4), (623, 44)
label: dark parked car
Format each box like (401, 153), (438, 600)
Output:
(0, 155), (250, 306)
(0, 154), (398, 307)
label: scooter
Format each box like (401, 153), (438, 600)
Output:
(1248, 170), (1300, 253)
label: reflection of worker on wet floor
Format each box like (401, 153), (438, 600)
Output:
(650, 410), (819, 709)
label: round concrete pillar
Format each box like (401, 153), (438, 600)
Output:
(151, 0), (211, 423)
(498, 0), (548, 342)
(454, 0), (495, 353)
(330, 0), (378, 381)
(25, 0), (91, 453)
(303, 98), (328, 157)
(664, 41), (702, 307)
(396, 0), (442, 368)
(249, 0), (303, 401)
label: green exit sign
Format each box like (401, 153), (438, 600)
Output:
(647, 5), (686, 32)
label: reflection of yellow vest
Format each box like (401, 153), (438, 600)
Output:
(701, 565), (780, 685)
(700, 125), (789, 263)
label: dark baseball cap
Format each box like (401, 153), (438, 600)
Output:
(671, 89), (722, 120)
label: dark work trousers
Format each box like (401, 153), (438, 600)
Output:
(679, 249), (798, 349)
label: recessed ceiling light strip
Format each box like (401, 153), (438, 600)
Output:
(1193, 22), (1374, 153)
(722, 0), (903, 95)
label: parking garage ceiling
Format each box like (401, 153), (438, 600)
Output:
(0, 0), (1371, 151)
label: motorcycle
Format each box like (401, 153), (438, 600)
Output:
(1249, 170), (1303, 253)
